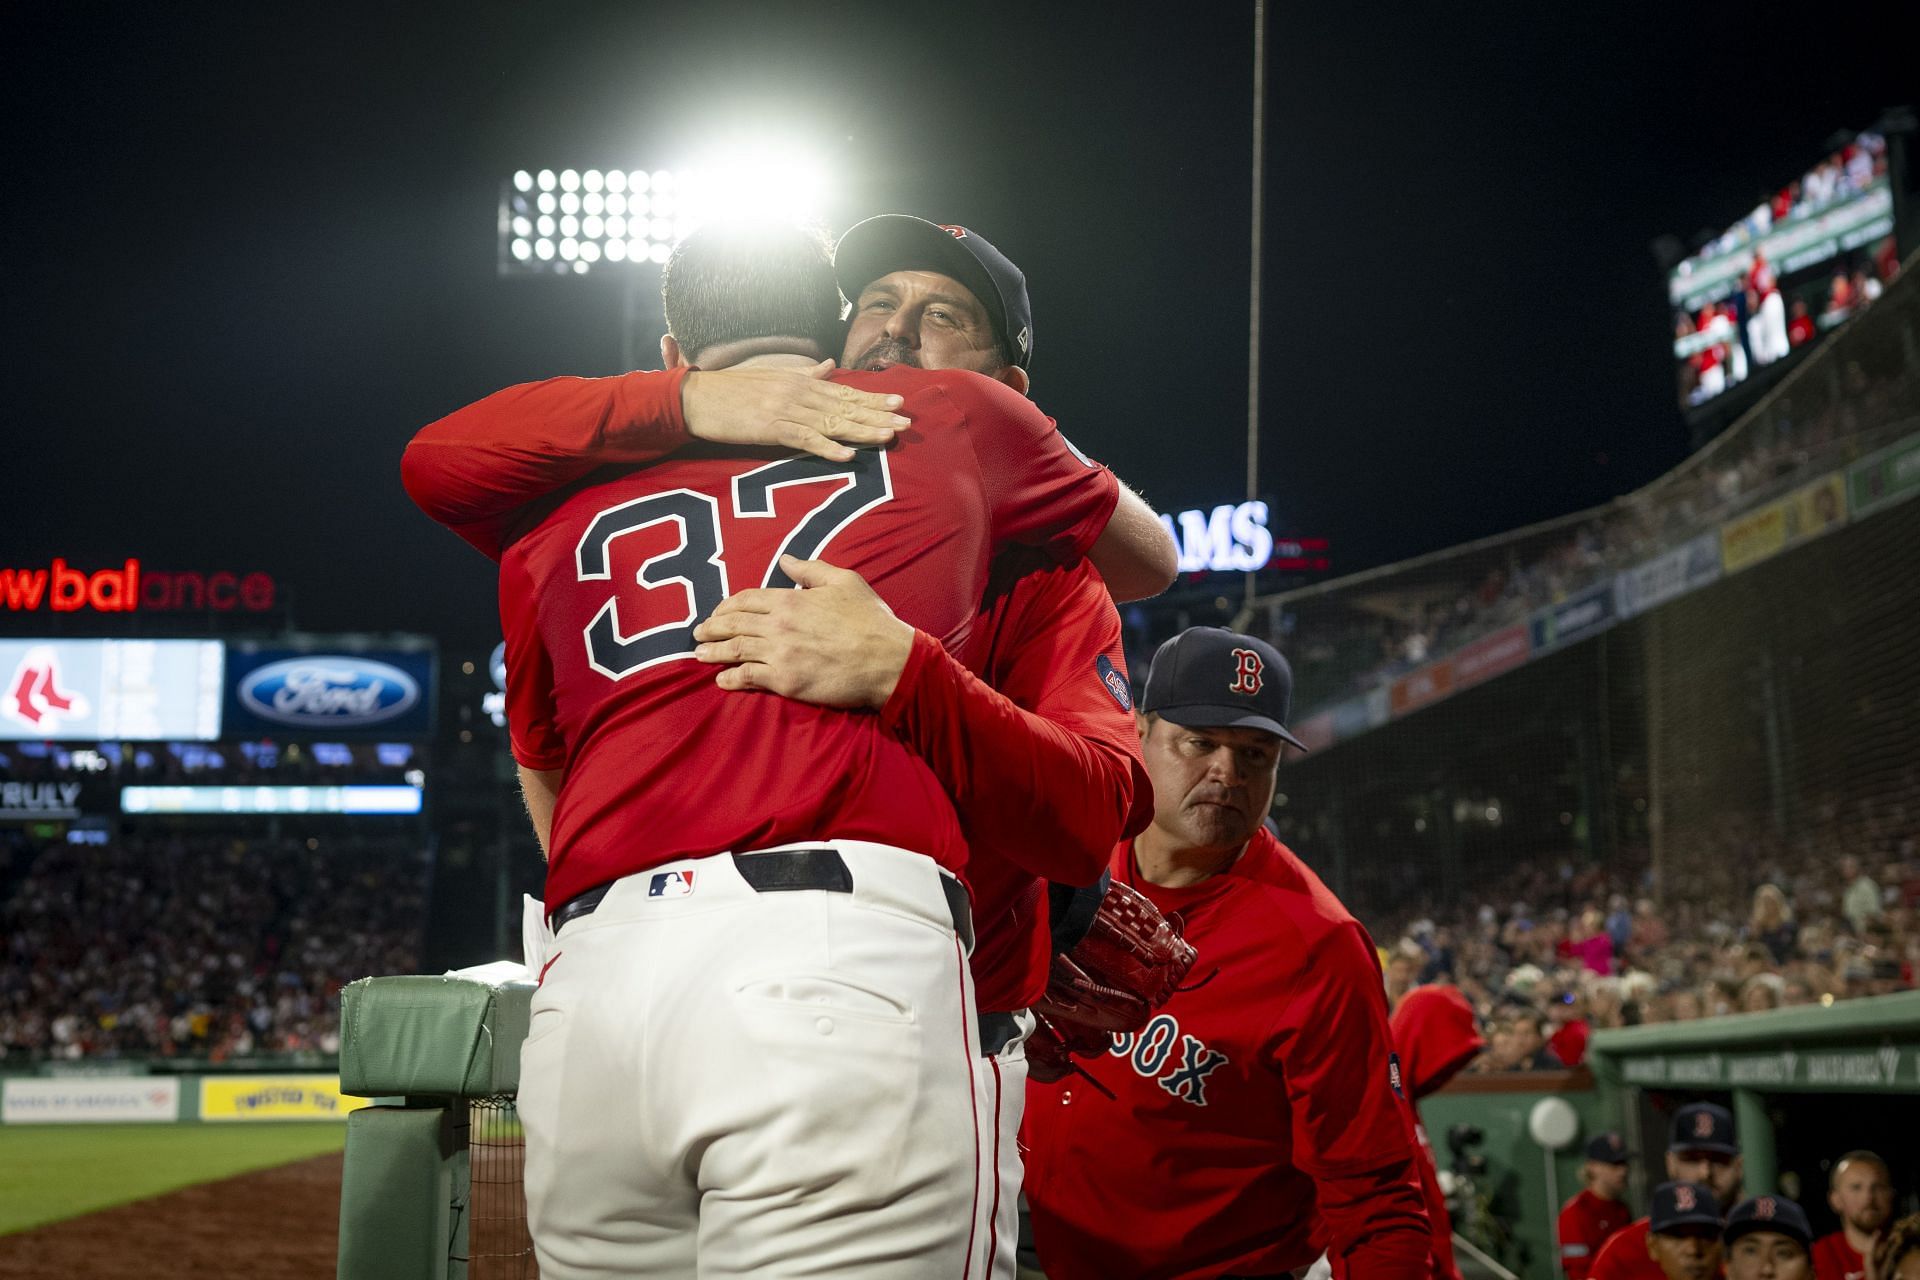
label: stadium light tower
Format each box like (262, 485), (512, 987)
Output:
(496, 147), (833, 365)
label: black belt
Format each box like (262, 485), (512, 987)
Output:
(551, 847), (973, 952)
(977, 1010), (1026, 1059)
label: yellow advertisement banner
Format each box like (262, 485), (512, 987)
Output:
(1784, 473), (1847, 542)
(199, 1075), (370, 1122)
(1720, 501), (1787, 574)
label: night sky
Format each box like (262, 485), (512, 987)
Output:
(7, 1), (1915, 650)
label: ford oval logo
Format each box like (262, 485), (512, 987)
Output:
(238, 657), (421, 728)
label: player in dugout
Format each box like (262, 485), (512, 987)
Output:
(1020, 626), (1432, 1279)
(1634, 1182), (1726, 1280)
(1814, 1150), (1894, 1280)
(404, 214), (1185, 1279)
(1559, 1132), (1635, 1280)
(1593, 1103), (1744, 1280)
(1723, 1195), (1815, 1280)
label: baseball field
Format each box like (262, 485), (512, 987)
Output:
(0, 1123), (347, 1278)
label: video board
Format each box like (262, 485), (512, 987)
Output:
(0, 640), (223, 741)
(1669, 128), (1899, 411)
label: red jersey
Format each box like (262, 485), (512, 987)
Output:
(1559, 1189), (1634, 1280)
(1811, 1231), (1866, 1280)
(492, 365), (1119, 905)
(1021, 828), (1430, 1279)
(884, 549), (1151, 1012)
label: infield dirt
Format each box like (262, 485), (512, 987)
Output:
(0, 1150), (341, 1279)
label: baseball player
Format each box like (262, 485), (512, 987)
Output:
(1813, 1151), (1893, 1280)
(1021, 626), (1432, 1278)
(1632, 1182), (1726, 1280)
(414, 212), (1180, 1279)
(1389, 983), (1487, 1279)
(1592, 1103), (1743, 1280)
(409, 221), (1162, 1278)
(701, 214), (1176, 1280)
(1559, 1132), (1635, 1280)
(1724, 1196), (1815, 1280)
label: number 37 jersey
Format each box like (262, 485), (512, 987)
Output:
(499, 366), (1120, 906)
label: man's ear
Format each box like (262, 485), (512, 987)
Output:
(993, 364), (1031, 397)
(1134, 710), (1151, 744)
(661, 334), (688, 369)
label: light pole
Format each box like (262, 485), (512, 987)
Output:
(496, 155), (833, 368)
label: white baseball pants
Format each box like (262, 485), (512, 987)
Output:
(519, 841), (986, 1279)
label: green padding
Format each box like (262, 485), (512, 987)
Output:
(336, 1105), (468, 1280)
(339, 975), (534, 1098)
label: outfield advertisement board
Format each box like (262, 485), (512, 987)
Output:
(222, 648), (434, 738)
(1615, 533), (1724, 618)
(0, 639), (224, 741)
(198, 1075), (369, 1121)
(2, 1076), (181, 1124)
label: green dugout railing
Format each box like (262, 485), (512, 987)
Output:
(334, 972), (535, 1280)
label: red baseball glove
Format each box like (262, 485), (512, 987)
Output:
(1025, 880), (1197, 1083)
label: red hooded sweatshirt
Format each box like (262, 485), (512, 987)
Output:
(1388, 985), (1487, 1280)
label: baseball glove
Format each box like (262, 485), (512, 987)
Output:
(1026, 879), (1198, 1083)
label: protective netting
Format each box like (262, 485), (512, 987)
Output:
(468, 1096), (538, 1280)
(1255, 253), (1920, 1024)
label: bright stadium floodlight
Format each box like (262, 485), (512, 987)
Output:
(496, 146), (832, 278)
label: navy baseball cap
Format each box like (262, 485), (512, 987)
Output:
(1649, 1181), (1724, 1234)
(1142, 627), (1306, 751)
(1724, 1195), (1812, 1250)
(1585, 1132), (1629, 1164)
(833, 215), (1035, 369)
(1669, 1102), (1738, 1156)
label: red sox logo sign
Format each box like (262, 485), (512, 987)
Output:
(1229, 647), (1264, 695)
(1674, 1185), (1698, 1212)
(1693, 1110), (1716, 1140)
(1754, 1197), (1776, 1220)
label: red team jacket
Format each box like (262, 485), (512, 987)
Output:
(1811, 1231), (1866, 1280)
(886, 547), (1152, 1012)
(1021, 827), (1431, 1279)
(410, 364), (1118, 904)
(1557, 1190), (1633, 1280)
(1390, 984), (1488, 1280)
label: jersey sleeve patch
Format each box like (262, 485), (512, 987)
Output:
(1095, 654), (1133, 711)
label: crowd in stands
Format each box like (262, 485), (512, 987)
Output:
(1365, 809), (1919, 1072)
(1261, 250), (1915, 719)
(0, 828), (427, 1061)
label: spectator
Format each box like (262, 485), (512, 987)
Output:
(1749, 884), (1798, 964)
(1482, 1002), (1564, 1071)
(1548, 988), (1592, 1066)
(1813, 1150), (1894, 1280)
(1842, 857), (1883, 934)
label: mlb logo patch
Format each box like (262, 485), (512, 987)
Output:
(648, 870), (696, 899)
(1388, 1052), (1404, 1098)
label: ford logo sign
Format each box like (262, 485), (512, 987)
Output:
(238, 657), (421, 728)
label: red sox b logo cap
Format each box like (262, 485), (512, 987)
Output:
(1140, 627), (1306, 751)
(1229, 648), (1264, 695)
(1674, 1185), (1697, 1212)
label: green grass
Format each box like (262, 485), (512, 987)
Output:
(0, 1123), (346, 1236)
